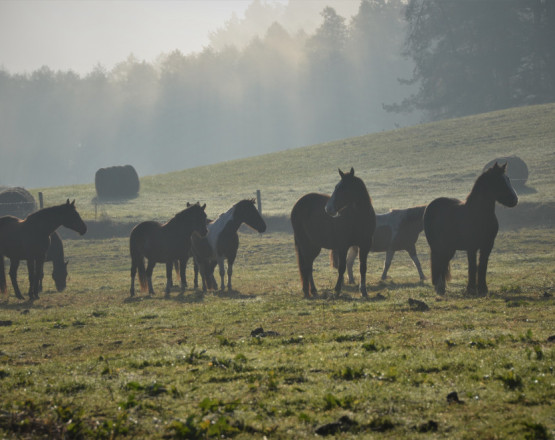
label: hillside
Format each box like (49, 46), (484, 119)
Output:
(35, 103), (555, 224)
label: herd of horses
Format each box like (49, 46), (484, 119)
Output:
(0, 162), (518, 301)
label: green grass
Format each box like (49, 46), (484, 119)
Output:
(1, 103), (554, 439)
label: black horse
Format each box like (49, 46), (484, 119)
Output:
(424, 162), (518, 295)
(0, 200), (87, 300)
(291, 168), (376, 298)
(129, 203), (207, 297)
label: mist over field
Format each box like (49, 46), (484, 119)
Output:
(1, 0), (553, 189)
(0, 0), (417, 188)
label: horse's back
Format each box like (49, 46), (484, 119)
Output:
(291, 193), (335, 248)
(424, 198), (463, 248)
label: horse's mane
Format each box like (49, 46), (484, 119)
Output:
(466, 166), (499, 202)
(24, 203), (67, 223)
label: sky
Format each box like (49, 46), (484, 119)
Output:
(0, 0), (287, 75)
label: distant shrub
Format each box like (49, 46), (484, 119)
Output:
(94, 165), (140, 199)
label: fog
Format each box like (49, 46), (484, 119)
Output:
(0, 0), (419, 188)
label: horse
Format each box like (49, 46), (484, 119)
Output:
(424, 162), (518, 295)
(291, 168), (376, 298)
(332, 205), (427, 283)
(129, 202), (207, 297)
(41, 231), (68, 292)
(191, 199), (266, 292)
(0, 200), (87, 300)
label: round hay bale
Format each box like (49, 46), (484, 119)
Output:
(483, 155), (528, 188)
(95, 165), (140, 199)
(0, 187), (37, 218)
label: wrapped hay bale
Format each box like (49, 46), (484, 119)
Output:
(483, 155), (528, 188)
(95, 165), (140, 199)
(0, 187), (37, 218)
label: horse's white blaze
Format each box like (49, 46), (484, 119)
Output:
(207, 205), (236, 258)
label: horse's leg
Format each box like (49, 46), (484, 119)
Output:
(26, 260), (34, 298)
(193, 259), (199, 289)
(130, 262), (136, 297)
(358, 246), (370, 298)
(381, 248), (395, 281)
(165, 262), (173, 296)
(346, 246), (358, 284)
(29, 257), (44, 300)
(217, 258), (225, 290)
(296, 244), (317, 298)
(179, 257), (187, 293)
(477, 245), (493, 296)
(146, 260), (156, 295)
(466, 249), (478, 295)
(9, 259), (25, 300)
(407, 244), (426, 281)
(333, 248), (347, 296)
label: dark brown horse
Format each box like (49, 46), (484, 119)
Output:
(129, 203), (207, 297)
(42, 231), (68, 292)
(192, 199), (266, 291)
(0, 200), (87, 300)
(291, 168), (376, 298)
(333, 205), (427, 283)
(424, 162), (518, 295)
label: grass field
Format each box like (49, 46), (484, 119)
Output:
(1, 104), (554, 439)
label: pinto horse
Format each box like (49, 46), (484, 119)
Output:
(333, 205), (427, 283)
(291, 168), (376, 298)
(129, 202), (207, 297)
(192, 199), (266, 291)
(0, 200), (87, 300)
(424, 162), (518, 295)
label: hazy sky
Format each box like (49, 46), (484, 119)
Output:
(0, 0), (288, 75)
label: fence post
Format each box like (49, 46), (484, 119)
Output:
(256, 190), (262, 214)
(38, 192), (44, 209)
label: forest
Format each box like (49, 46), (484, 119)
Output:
(1, 0), (553, 188)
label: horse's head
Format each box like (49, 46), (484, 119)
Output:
(61, 200), (87, 235)
(486, 162), (518, 207)
(235, 199), (266, 233)
(52, 260), (68, 292)
(188, 202), (208, 236)
(325, 168), (363, 217)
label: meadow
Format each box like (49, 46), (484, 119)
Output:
(0, 104), (554, 439)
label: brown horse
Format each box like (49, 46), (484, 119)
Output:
(291, 168), (376, 298)
(42, 231), (68, 292)
(424, 162), (518, 295)
(191, 199), (266, 291)
(333, 205), (427, 283)
(0, 200), (87, 300)
(129, 202), (207, 297)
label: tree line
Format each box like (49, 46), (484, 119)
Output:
(1, 0), (552, 188)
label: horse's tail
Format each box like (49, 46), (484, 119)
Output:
(130, 237), (148, 292)
(430, 250), (451, 285)
(0, 256), (6, 294)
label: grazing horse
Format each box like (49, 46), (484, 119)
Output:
(332, 205), (427, 283)
(424, 162), (518, 295)
(42, 231), (68, 292)
(129, 203), (207, 297)
(291, 168), (376, 298)
(192, 199), (266, 291)
(0, 200), (87, 300)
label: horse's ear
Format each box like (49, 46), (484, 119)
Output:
(349, 167), (354, 176)
(338, 168), (345, 178)
(66, 198), (70, 205)
(202, 203), (206, 210)
(500, 162), (507, 172)
(71, 199), (75, 206)
(187, 202), (191, 207)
